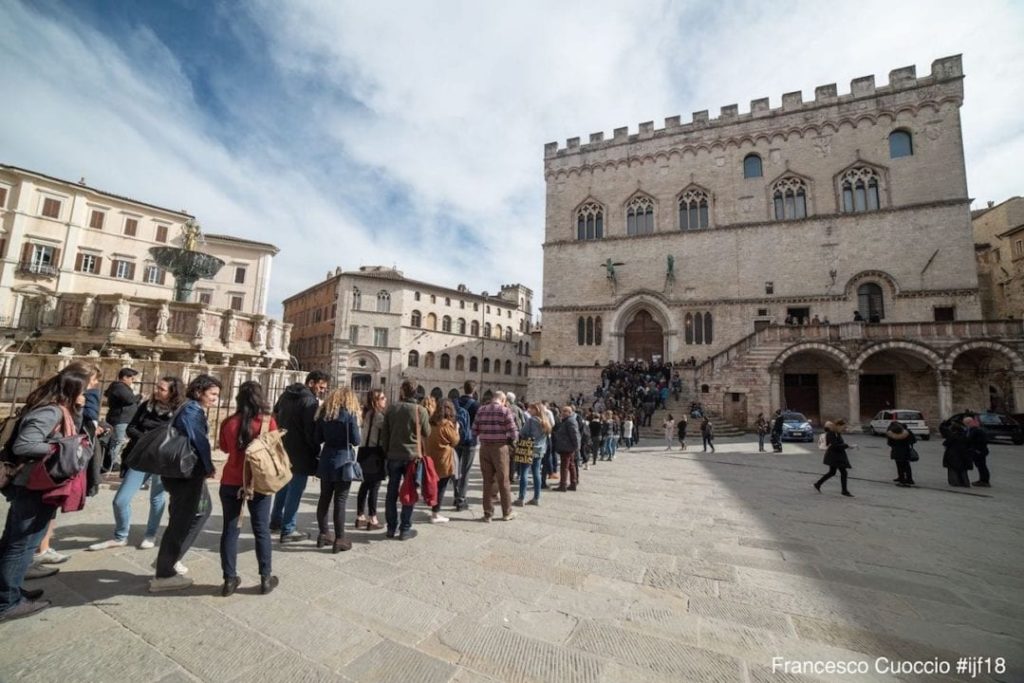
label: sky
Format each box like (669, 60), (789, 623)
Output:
(2, 0), (1023, 318)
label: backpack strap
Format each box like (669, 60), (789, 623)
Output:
(259, 414), (270, 436)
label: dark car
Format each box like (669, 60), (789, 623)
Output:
(940, 412), (1024, 445)
(780, 411), (815, 442)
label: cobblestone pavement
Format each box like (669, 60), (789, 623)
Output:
(1, 434), (1022, 682)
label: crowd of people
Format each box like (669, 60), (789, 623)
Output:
(0, 360), (1001, 622)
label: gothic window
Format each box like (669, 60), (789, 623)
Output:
(684, 313), (693, 344)
(772, 177), (808, 220)
(408, 350), (419, 367)
(576, 201), (604, 240)
(457, 318), (466, 334)
(505, 328), (512, 342)
(426, 313), (437, 330)
(586, 317), (594, 345)
(471, 320), (480, 336)
(495, 324), (503, 339)
(483, 358), (491, 373)
(841, 167), (881, 213)
(440, 353), (450, 370)
(424, 352), (435, 368)
(411, 310), (421, 327)
(889, 130), (913, 158)
(694, 311), (704, 344)
(442, 315), (452, 332)
(469, 356), (478, 372)
(626, 195), (655, 236)
(455, 355), (465, 371)
(483, 322), (491, 337)
(504, 360), (512, 375)
(577, 317), (585, 346)
(704, 312), (713, 344)
(858, 283), (885, 320)
(526, 342), (529, 355)
(352, 288), (361, 310)
(679, 189), (710, 230)
(595, 316), (602, 345)
(376, 290), (391, 312)
(743, 154), (763, 178)
(684, 312), (713, 345)
(517, 362), (523, 376)
(493, 358), (501, 373)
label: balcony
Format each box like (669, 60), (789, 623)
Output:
(17, 261), (58, 278)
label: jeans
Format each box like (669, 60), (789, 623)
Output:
(316, 479), (351, 537)
(113, 468), (166, 542)
(703, 435), (714, 452)
(452, 444), (476, 509)
(433, 477), (451, 513)
(270, 473), (309, 535)
(356, 479), (382, 517)
(815, 466), (849, 493)
(107, 423), (129, 469)
(385, 459), (415, 533)
(218, 485), (272, 579)
(758, 433), (766, 451)
(0, 487), (58, 614)
(156, 476), (211, 578)
(479, 443), (512, 518)
(517, 457), (542, 501)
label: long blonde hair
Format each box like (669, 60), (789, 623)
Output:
(318, 387), (360, 421)
(529, 403), (552, 435)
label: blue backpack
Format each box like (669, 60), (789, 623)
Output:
(456, 405), (475, 447)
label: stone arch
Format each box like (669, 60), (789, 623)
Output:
(347, 350), (381, 372)
(850, 341), (943, 372)
(766, 167), (815, 220)
(773, 342), (852, 370)
(944, 340), (1024, 373)
(833, 158), (891, 213)
(609, 291), (673, 334)
(843, 270), (900, 298)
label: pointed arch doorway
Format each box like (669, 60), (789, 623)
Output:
(624, 310), (664, 363)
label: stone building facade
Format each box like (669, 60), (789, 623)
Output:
(532, 55), (1024, 426)
(283, 266), (532, 401)
(974, 196), (1024, 320)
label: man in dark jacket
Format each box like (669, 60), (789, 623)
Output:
(381, 380), (431, 540)
(103, 367), (139, 472)
(270, 371), (329, 542)
(453, 380), (480, 511)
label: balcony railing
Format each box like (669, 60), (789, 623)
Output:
(17, 262), (58, 277)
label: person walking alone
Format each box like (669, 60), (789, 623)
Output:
(886, 421), (916, 487)
(700, 416), (715, 453)
(663, 415), (675, 451)
(755, 413), (769, 452)
(813, 420), (854, 497)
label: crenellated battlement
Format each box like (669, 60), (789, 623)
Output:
(543, 55), (962, 159)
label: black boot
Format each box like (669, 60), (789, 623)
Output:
(260, 575), (279, 594)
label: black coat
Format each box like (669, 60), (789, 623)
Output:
(104, 381), (139, 425)
(274, 384), (320, 476)
(942, 428), (974, 471)
(823, 430), (851, 468)
(886, 428), (917, 461)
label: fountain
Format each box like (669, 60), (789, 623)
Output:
(149, 219), (225, 302)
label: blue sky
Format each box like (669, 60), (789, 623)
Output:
(2, 0), (1023, 317)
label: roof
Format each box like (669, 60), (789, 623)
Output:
(0, 163), (194, 219)
(204, 233), (280, 255)
(996, 223), (1024, 240)
(972, 196), (1023, 221)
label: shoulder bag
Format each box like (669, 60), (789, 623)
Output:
(124, 404), (197, 479)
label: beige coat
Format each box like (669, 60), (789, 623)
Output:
(425, 418), (460, 478)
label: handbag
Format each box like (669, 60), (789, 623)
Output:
(513, 438), (535, 464)
(908, 445), (920, 462)
(124, 405), (197, 479)
(342, 460), (364, 482)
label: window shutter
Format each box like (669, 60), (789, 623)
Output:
(110, 260), (118, 277)
(51, 248), (61, 268)
(158, 268), (166, 285)
(21, 242), (31, 264)
(75, 253), (83, 271)
(95, 256), (102, 274)
(127, 262), (136, 280)
(0, 239), (6, 259)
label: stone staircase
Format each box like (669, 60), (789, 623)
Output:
(636, 395), (748, 438)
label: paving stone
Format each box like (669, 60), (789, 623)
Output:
(791, 614), (966, 664)
(8, 627), (181, 682)
(739, 537), (822, 555)
(816, 566), (971, 606)
(479, 551), (586, 587)
(340, 640), (456, 683)
(642, 565), (719, 597)
(688, 595), (794, 634)
(336, 556), (412, 585)
(97, 593), (240, 647)
(699, 550), (824, 579)
(159, 628), (294, 681)
(0, 602), (120, 659)
(321, 577), (456, 643)
(478, 600), (579, 644)
(389, 569), (505, 615)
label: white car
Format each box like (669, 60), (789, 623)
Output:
(870, 410), (930, 440)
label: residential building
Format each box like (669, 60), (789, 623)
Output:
(973, 196), (1024, 320)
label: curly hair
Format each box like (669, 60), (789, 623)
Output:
(318, 387), (360, 421)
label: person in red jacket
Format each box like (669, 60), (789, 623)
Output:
(217, 381), (279, 596)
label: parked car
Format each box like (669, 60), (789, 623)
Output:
(869, 409), (930, 440)
(940, 412), (1024, 445)
(780, 411), (814, 442)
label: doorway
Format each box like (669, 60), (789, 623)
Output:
(859, 374), (895, 419)
(624, 310), (664, 363)
(784, 373), (820, 422)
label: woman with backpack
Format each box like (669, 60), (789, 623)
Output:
(217, 381), (279, 596)
(425, 399), (460, 522)
(514, 403), (551, 506)
(88, 376), (183, 553)
(0, 364), (92, 622)
(355, 390), (387, 531)
(314, 387), (362, 552)
(150, 374), (221, 593)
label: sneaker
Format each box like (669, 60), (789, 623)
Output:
(138, 537), (156, 550)
(398, 529), (418, 541)
(0, 599), (51, 622)
(34, 548), (69, 565)
(526, 498), (539, 506)
(87, 539), (127, 552)
(24, 564), (59, 580)
(149, 574), (194, 593)
(481, 515), (492, 523)
(512, 499), (524, 507)
(430, 514), (450, 524)
(280, 531), (308, 544)
(150, 560), (189, 575)
(501, 512), (518, 522)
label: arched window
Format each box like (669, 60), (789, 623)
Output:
(484, 322), (492, 337)
(517, 340), (523, 354)
(858, 283), (885, 320)
(626, 195), (655, 236)
(352, 287), (361, 310)
(442, 315), (452, 332)
(440, 353), (450, 370)
(493, 358), (501, 373)
(504, 360), (512, 375)
(408, 350), (419, 367)
(841, 167), (880, 213)
(694, 310), (704, 344)
(455, 355), (465, 371)
(457, 318), (466, 334)
(679, 189), (710, 230)
(577, 317), (585, 346)
(470, 320), (480, 336)
(410, 310), (422, 327)
(483, 358), (491, 373)
(517, 362), (523, 376)
(469, 356), (478, 372)
(505, 328), (512, 342)
(525, 342), (530, 356)
(772, 177), (808, 220)
(586, 317), (594, 345)
(424, 352), (435, 368)
(576, 201), (604, 240)
(376, 290), (391, 313)
(889, 130), (913, 158)
(595, 316), (602, 345)
(704, 312), (713, 344)
(743, 154), (763, 178)
(684, 313), (693, 344)
(425, 313), (437, 330)
(495, 324), (503, 339)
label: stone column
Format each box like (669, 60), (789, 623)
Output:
(847, 370), (861, 426)
(936, 369), (954, 421)
(1009, 371), (1024, 415)
(768, 366), (782, 413)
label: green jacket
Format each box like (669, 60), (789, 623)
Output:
(381, 400), (432, 464)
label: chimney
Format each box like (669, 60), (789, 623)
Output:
(988, 201), (995, 208)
